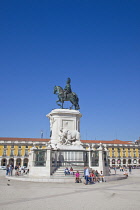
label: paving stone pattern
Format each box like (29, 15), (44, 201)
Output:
(0, 169), (140, 210)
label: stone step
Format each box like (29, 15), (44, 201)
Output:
(53, 173), (83, 176)
(56, 168), (84, 170)
(53, 169), (84, 173)
(55, 169), (83, 171)
(54, 171), (84, 175)
(55, 169), (84, 172)
(52, 176), (77, 178)
(54, 173), (84, 176)
(52, 166), (85, 177)
(55, 167), (84, 171)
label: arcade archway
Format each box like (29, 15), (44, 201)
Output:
(1, 158), (7, 166)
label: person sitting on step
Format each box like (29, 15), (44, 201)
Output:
(64, 167), (70, 175)
(70, 167), (74, 175)
(100, 171), (106, 182)
(88, 171), (95, 184)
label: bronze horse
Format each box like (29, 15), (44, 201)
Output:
(54, 86), (80, 110)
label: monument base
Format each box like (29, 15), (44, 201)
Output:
(47, 109), (82, 146)
(28, 107), (109, 178)
(55, 144), (84, 150)
(50, 141), (84, 150)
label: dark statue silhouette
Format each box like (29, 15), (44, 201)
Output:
(54, 78), (80, 110)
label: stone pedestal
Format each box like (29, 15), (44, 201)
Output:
(28, 108), (110, 178)
(97, 143), (109, 175)
(47, 109), (82, 148)
(28, 148), (34, 168)
(29, 147), (52, 177)
(97, 145), (104, 172)
(88, 149), (91, 168)
(45, 147), (52, 176)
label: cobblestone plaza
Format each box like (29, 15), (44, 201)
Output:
(0, 169), (140, 210)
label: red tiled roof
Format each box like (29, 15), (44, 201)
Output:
(0, 137), (133, 144)
(81, 139), (132, 144)
(0, 137), (50, 142)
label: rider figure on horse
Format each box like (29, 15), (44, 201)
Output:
(64, 78), (72, 99)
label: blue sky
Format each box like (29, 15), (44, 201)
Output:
(0, 0), (140, 141)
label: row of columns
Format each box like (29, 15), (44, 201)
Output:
(0, 157), (29, 166)
(109, 158), (140, 167)
(88, 144), (109, 175)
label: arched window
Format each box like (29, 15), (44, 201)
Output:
(16, 158), (21, 166)
(112, 159), (115, 164)
(128, 159), (131, 164)
(9, 158), (14, 166)
(1, 158), (7, 166)
(117, 159), (121, 164)
(23, 158), (28, 167)
(123, 159), (126, 164)
(133, 159), (137, 164)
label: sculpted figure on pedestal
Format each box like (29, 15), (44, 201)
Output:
(67, 130), (80, 144)
(58, 128), (80, 145)
(48, 114), (56, 137)
(59, 128), (68, 145)
(64, 78), (72, 99)
(54, 78), (80, 110)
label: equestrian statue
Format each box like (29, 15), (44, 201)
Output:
(54, 78), (80, 110)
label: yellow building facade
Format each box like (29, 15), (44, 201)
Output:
(0, 137), (49, 167)
(0, 137), (140, 167)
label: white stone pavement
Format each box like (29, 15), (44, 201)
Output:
(0, 169), (140, 210)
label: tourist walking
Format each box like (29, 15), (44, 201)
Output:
(114, 166), (116, 175)
(9, 164), (13, 176)
(129, 166), (132, 174)
(6, 164), (9, 176)
(84, 167), (90, 185)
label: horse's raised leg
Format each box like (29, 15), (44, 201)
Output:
(56, 100), (62, 108)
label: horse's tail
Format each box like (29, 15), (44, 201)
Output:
(72, 92), (79, 103)
(72, 92), (80, 110)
